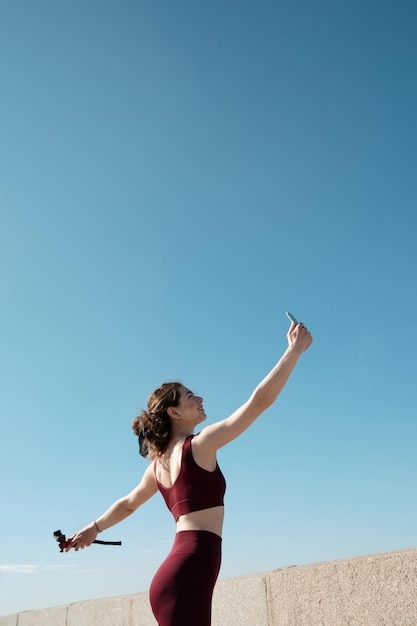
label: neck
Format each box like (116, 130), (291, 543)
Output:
(171, 426), (195, 441)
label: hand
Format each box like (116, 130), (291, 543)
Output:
(65, 523), (97, 552)
(287, 322), (313, 354)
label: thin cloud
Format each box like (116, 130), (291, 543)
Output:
(44, 564), (77, 571)
(0, 564), (39, 574)
(0, 563), (76, 574)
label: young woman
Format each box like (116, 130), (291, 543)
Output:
(66, 320), (313, 625)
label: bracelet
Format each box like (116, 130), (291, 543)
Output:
(93, 520), (102, 533)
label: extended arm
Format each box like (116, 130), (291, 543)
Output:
(195, 322), (313, 453)
(66, 463), (158, 551)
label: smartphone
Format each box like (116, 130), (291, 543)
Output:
(286, 311), (298, 325)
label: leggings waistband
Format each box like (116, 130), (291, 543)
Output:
(172, 530), (222, 556)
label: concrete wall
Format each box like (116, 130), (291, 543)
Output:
(1, 548), (416, 625)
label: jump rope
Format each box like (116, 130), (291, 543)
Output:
(53, 529), (122, 552)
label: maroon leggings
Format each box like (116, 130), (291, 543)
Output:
(149, 530), (222, 626)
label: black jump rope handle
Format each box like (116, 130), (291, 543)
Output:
(54, 530), (122, 552)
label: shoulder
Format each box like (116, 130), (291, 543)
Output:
(143, 461), (158, 487)
(189, 432), (218, 472)
(124, 462), (158, 511)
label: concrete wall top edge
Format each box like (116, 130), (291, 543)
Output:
(251, 545), (417, 578)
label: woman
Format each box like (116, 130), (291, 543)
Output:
(66, 320), (313, 625)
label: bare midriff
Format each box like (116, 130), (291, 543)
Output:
(176, 505), (224, 538)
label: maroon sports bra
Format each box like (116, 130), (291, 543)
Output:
(154, 435), (226, 521)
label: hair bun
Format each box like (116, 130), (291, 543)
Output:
(132, 382), (182, 458)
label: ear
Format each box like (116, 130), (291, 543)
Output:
(167, 406), (180, 420)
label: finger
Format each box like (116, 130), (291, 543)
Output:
(70, 537), (80, 552)
(65, 537), (75, 552)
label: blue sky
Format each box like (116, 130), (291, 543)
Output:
(1, 0), (417, 616)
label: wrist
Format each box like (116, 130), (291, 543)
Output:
(285, 344), (303, 358)
(93, 520), (102, 533)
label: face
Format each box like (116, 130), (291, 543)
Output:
(175, 386), (206, 425)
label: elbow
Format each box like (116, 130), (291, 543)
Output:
(251, 390), (273, 413)
(125, 499), (138, 515)
(118, 496), (136, 516)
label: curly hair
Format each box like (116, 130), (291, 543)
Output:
(132, 382), (183, 459)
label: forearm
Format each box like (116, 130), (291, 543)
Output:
(66, 465), (157, 551)
(67, 496), (135, 551)
(94, 496), (135, 533)
(253, 321), (313, 409)
(252, 345), (302, 409)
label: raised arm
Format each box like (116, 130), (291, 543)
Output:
(195, 322), (313, 453)
(66, 462), (158, 551)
